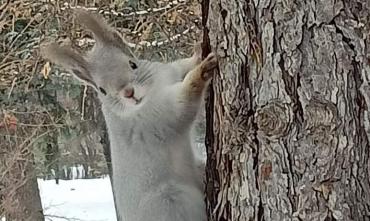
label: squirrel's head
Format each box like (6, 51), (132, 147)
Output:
(41, 9), (148, 117)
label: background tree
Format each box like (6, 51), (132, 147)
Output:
(203, 0), (370, 220)
(0, 112), (45, 221)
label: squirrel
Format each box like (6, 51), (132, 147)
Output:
(41, 9), (217, 221)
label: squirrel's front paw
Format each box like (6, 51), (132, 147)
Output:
(201, 53), (218, 80)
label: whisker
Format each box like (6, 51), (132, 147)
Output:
(106, 96), (126, 113)
(135, 70), (152, 84)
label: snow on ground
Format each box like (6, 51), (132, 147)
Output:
(38, 177), (117, 221)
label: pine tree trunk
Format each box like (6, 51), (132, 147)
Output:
(203, 0), (370, 220)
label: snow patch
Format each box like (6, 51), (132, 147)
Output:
(38, 177), (117, 221)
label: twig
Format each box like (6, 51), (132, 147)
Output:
(44, 214), (90, 221)
(44, 212), (107, 221)
(7, 77), (17, 99)
(60, 0), (188, 18)
(1, 16), (37, 64)
(0, 0), (10, 22)
(81, 84), (88, 121)
(76, 25), (195, 48)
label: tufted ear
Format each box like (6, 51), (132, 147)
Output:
(73, 9), (136, 58)
(40, 43), (98, 90)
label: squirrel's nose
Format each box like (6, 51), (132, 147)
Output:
(122, 86), (135, 98)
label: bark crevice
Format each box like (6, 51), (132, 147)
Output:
(204, 0), (370, 220)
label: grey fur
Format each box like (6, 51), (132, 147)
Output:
(41, 9), (217, 221)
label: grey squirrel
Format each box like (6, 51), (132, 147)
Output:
(41, 9), (217, 221)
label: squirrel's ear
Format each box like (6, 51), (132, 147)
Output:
(73, 9), (136, 58)
(40, 43), (98, 90)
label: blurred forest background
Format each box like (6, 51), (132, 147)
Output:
(0, 0), (205, 219)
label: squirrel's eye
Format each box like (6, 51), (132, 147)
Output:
(129, 60), (138, 70)
(99, 87), (107, 95)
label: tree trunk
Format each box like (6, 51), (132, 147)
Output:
(203, 0), (370, 220)
(0, 117), (45, 221)
(2, 162), (45, 221)
(11, 163), (45, 221)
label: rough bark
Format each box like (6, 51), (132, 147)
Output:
(203, 0), (370, 220)
(10, 164), (45, 221)
(0, 129), (45, 221)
